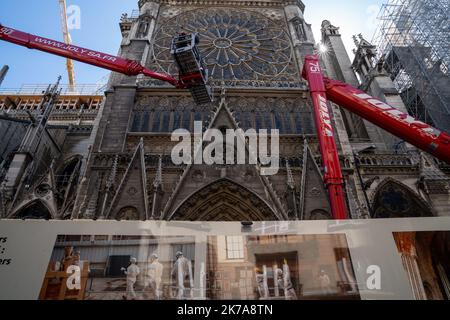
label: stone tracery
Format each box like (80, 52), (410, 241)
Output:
(152, 8), (299, 85)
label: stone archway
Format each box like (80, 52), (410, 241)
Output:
(13, 200), (53, 220)
(371, 178), (434, 218)
(171, 179), (278, 221)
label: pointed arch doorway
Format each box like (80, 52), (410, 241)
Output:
(13, 200), (53, 220)
(170, 179), (278, 221)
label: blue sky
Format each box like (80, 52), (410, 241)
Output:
(0, 0), (385, 88)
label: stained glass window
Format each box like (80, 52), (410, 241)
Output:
(142, 111), (150, 132)
(131, 112), (141, 132)
(173, 111), (181, 130)
(182, 110), (191, 130)
(152, 8), (298, 86)
(152, 111), (161, 132)
(161, 112), (170, 132)
(274, 112), (285, 133)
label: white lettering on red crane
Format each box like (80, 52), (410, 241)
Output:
(0, 27), (14, 36)
(32, 37), (117, 62)
(318, 94), (333, 137)
(309, 61), (321, 73)
(353, 93), (438, 138)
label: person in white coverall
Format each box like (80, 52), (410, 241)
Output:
(171, 251), (193, 299)
(121, 257), (140, 300)
(146, 253), (164, 299)
(319, 269), (333, 295)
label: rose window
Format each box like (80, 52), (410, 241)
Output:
(152, 8), (298, 83)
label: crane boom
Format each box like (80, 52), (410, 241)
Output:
(58, 0), (76, 89)
(0, 24), (179, 85)
(324, 78), (450, 164)
(0, 24), (212, 103)
(303, 54), (450, 220)
(302, 56), (348, 220)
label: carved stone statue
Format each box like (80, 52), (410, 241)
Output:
(137, 17), (151, 38)
(255, 267), (269, 299)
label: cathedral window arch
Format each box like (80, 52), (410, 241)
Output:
(371, 179), (434, 218)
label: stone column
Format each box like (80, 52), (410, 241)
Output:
(395, 232), (427, 300)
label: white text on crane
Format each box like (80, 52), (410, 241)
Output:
(0, 26), (14, 36)
(353, 93), (438, 138)
(33, 37), (118, 62)
(318, 95), (334, 137)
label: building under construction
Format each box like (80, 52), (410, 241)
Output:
(372, 0), (450, 133)
(1, 0), (449, 223)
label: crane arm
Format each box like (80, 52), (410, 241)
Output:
(0, 23), (179, 87)
(302, 55), (348, 220)
(324, 78), (450, 164)
(59, 0), (76, 88)
(302, 54), (450, 220)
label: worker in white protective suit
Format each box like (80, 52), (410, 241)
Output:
(171, 251), (193, 299)
(318, 269), (333, 295)
(145, 253), (164, 299)
(121, 257), (140, 300)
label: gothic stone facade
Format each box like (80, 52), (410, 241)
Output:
(1, 0), (449, 221)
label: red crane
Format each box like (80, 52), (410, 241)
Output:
(1, 25), (449, 219)
(303, 55), (450, 219)
(0, 24), (212, 104)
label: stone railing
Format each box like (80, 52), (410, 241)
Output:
(356, 154), (416, 167)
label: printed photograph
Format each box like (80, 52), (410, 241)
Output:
(206, 234), (360, 300)
(393, 231), (450, 300)
(39, 235), (196, 300)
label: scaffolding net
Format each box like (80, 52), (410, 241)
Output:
(372, 0), (450, 134)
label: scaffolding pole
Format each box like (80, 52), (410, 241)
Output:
(0, 65), (9, 86)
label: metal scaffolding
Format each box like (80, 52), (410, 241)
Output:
(372, 0), (450, 133)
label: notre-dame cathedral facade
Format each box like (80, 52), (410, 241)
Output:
(1, 0), (449, 221)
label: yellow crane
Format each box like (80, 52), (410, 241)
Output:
(58, 0), (76, 90)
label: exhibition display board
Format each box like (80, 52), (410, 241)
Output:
(0, 218), (449, 300)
